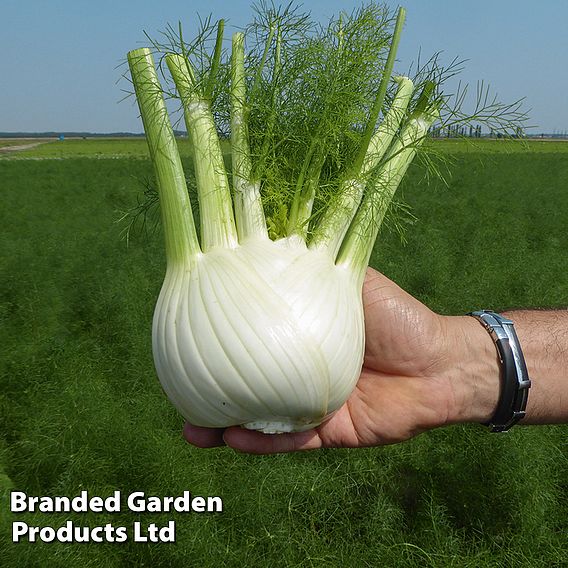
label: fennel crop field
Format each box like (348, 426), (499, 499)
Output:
(1, 139), (567, 566)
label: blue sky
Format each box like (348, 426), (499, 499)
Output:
(2, 0), (567, 134)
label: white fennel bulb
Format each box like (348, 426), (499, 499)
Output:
(127, 6), (442, 433)
(153, 237), (364, 433)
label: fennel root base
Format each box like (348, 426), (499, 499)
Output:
(242, 418), (320, 434)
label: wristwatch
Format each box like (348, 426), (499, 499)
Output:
(468, 311), (531, 432)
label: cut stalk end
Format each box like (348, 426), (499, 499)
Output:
(127, 48), (200, 265)
(336, 104), (440, 284)
(231, 32), (268, 241)
(309, 76), (414, 258)
(166, 53), (239, 251)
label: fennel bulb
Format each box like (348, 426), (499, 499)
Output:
(153, 236), (364, 433)
(126, 4), (523, 433)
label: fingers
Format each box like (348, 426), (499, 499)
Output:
(183, 423), (226, 448)
(183, 423), (324, 454)
(223, 427), (323, 454)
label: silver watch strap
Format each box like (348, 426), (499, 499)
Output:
(469, 311), (531, 432)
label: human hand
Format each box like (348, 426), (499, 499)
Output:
(184, 267), (500, 453)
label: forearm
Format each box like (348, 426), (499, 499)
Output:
(443, 310), (568, 426)
(502, 309), (568, 423)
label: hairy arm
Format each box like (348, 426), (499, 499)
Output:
(499, 309), (568, 423)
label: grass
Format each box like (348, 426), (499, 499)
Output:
(376, 143), (568, 312)
(1, 139), (567, 567)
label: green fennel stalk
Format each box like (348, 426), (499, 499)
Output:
(126, 49), (199, 264)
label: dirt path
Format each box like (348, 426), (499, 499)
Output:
(0, 140), (53, 154)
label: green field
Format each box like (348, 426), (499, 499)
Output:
(2, 136), (566, 158)
(0, 137), (195, 159)
(1, 139), (567, 566)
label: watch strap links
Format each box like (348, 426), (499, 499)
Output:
(468, 310), (531, 432)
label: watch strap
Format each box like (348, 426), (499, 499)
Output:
(468, 310), (531, 432)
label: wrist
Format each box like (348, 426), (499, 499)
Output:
(439, 315), (502, 425)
